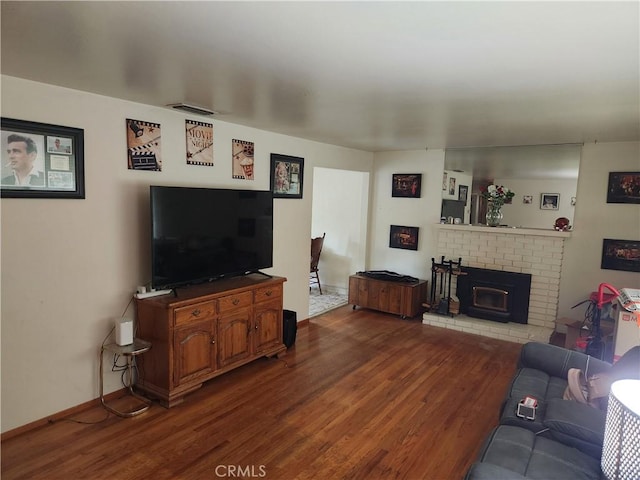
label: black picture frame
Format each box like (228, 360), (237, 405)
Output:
(606, 171), (640, 204)
(389, 225), (419, 251)
(1, 117), (84, 199)
(270, 153), (303, 199)
(392, 173), (422, 198)
(601, 238), (640, 272)
(458, 184), (468, 203)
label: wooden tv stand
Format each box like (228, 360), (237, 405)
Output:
(135, 274), (286, 407)
(348, 274), (427, 319)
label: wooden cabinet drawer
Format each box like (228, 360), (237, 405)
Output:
(218, 291), (252, 312)
(174, 301), (216, 327)
(254, 284), (283, 303)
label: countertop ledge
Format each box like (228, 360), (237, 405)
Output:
(434, 223), (572, 237)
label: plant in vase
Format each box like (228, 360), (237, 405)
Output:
(481, 184), (515, 226)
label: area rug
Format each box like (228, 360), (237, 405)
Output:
(309, 290), (348, 317)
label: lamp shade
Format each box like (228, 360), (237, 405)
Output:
(601, 379), (640, 480)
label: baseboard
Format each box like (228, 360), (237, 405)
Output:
(1, 388), (128, 441)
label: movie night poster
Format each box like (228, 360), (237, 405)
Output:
(185, 120), (213, 166)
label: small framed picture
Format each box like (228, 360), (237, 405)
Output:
(458, 185), (468, 203)
(392, 174), (421, 198)
(449, 177), (456, 195)
(523, 195), (533, 204)
(540, 193), (560, 210)
(1, 117), (85, 199)
(606, 172), (640, 204)
(270, 153), (303, 199)
(389, 225), (419, 251)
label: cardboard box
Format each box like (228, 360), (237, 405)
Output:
(613, 310), (640, 361)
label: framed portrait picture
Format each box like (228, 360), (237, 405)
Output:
(270, 153), (303, 198)
(392, 173), (421, 198)
(601, 239), (640, 272)
(606, 172), (640, 204)
(449, 177), (456, 195)
(458, 185), (468, 204)
(1, 117), (85, 199)
(540, 193), (559, 210)
(389, 225), (419, 251)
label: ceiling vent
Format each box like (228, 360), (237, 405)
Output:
(167, 103), (216, 116)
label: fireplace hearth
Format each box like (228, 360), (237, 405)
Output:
(457, 267), (532, 324)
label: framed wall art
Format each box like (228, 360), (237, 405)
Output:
(185, 119), (213, 166)
(458, 184), (468, 204)
(601, 238), (640, 272)
(270, 153), (303, 198)
(392, 173), (421, 198)
(606, 172), (640, 204)
(1, 117), (85, 199)
(389, 225), (419, 251)
(540, 193), (559, 210)
(232, 139), (254, 180)
(126, 118), (162, 171)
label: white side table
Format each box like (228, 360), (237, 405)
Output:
(100, 338), (152, 417)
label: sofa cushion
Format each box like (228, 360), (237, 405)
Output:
(467, 425), (603, 480)
(543, 398), (606, 459)
(500, 367), (568, 433)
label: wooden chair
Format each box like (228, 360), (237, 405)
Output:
(310, 233), (325, 294)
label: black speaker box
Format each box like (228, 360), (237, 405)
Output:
(283, 309), (297, 348)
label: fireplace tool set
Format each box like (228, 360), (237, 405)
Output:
(427, 256), (464, 316)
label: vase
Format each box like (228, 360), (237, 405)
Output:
(485, 203), (503, 227)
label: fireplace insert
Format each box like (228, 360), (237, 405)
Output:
(457, 267), (532, 324)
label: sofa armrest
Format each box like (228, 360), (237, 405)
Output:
(464, 462), (527, 480)
(542, 398), (605, 459)
(518, 342), (611, 379)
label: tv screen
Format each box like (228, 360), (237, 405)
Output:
(150, 186), (273, 289)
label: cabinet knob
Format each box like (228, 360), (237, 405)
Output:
(192, 309), (201, 317)
(211, 338), (215, 344)
(232, 299), (240, 305)
(265, 290), (272, 296)
(255, 324), (259, 330)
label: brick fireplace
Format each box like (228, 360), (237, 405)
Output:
(423, 224), (571, 344)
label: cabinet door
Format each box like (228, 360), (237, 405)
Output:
(217, 308), (252, 368)
(173, 319), (216, 387)
(368, 281), (403, 315)
(254, 299), (283, 355)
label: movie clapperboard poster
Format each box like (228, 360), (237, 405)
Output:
(126, 118), (162, 171)
(232, 139), (254, 180)
(185, 119), (213, 166)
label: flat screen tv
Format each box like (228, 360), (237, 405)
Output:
(150, 186), (273, 290)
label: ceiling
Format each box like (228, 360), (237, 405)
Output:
(1, 1), (639, 154)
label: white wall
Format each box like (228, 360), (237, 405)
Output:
(368, 149), (445, 280)
(311, 167), (369, 293)
(0, 75), (373, 432)
(496, 177), (577, 229)
(558, 141), (640, 321)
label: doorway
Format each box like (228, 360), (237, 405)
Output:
(310, 167), (369, 317)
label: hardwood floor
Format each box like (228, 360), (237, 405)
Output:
(2, 306), (522, 480)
